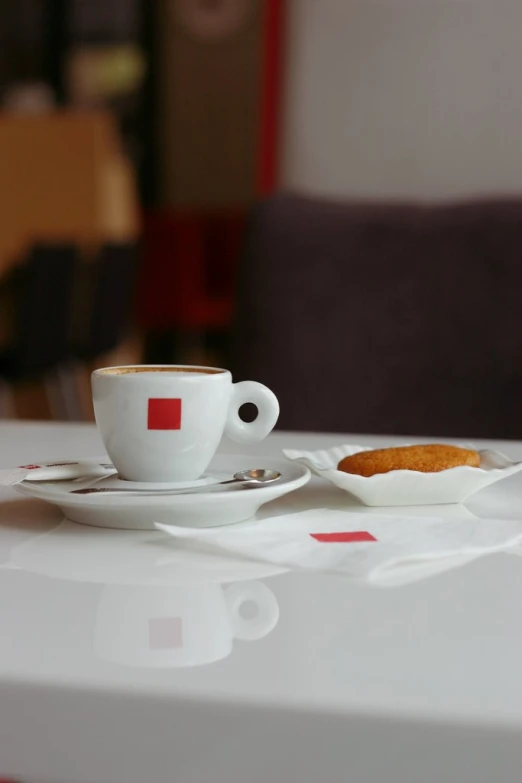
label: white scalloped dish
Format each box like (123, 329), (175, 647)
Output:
(282, 444), (522, 506)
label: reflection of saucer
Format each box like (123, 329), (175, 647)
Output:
(9, 518), (284, 670)
(11, 519), (288, 584)
(14, 454), (310, 530)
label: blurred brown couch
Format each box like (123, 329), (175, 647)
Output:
(232, 192), (522, 439)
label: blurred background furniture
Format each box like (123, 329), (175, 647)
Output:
(137, 210), (244, 366)
(136, 0), (283, 365)
(0, 112), (139, 277)
(0, 241), (139, 420)
(0, 244), (79, 418)
(67, 241), (140, 419)
(0, 112), (140, 418)
(75, 243), (139, 362)
(232, 192), (522, 439)
(2, 0), (522, 430)
(0, 2), (285, 418)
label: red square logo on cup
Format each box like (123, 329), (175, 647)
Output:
(147, 398), (182, 430)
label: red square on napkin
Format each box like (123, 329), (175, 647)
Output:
(148, 398), (182, 430)
(311, 531), (377, 543)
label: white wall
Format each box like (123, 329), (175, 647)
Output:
(282, 0), (522, 200)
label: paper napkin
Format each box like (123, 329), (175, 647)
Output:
(156, 510), (522, 587)
(0, 461), (114, 486)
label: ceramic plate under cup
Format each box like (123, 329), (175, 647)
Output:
(283, 444), (522, 506)
(14, 455), (310, 530)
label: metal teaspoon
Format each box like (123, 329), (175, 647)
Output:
(70, 468), (282, 496)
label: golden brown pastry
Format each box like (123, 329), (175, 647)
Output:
(337, 444), (480, 477)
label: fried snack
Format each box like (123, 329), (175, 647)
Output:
(337, 444), (480, 477)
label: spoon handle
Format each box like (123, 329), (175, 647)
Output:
(70, 478), (243, 496)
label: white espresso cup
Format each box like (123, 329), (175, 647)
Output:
(91, 365), (279, 482)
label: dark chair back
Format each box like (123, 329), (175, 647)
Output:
(9, 245), (78, 378)
(231, 193), (522, 439)
(77, 243), (138, 361)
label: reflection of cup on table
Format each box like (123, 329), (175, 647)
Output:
(94, 580), (279, 668)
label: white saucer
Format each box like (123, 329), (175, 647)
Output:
(14, 455), (311, 530)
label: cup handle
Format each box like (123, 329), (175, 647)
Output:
(225, 381), (279, 444)
(225, 580), (280, 641)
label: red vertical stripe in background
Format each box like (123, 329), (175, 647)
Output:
(257, 0), (286, 194)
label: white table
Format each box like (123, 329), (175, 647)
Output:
(0, 422), (521, 783)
